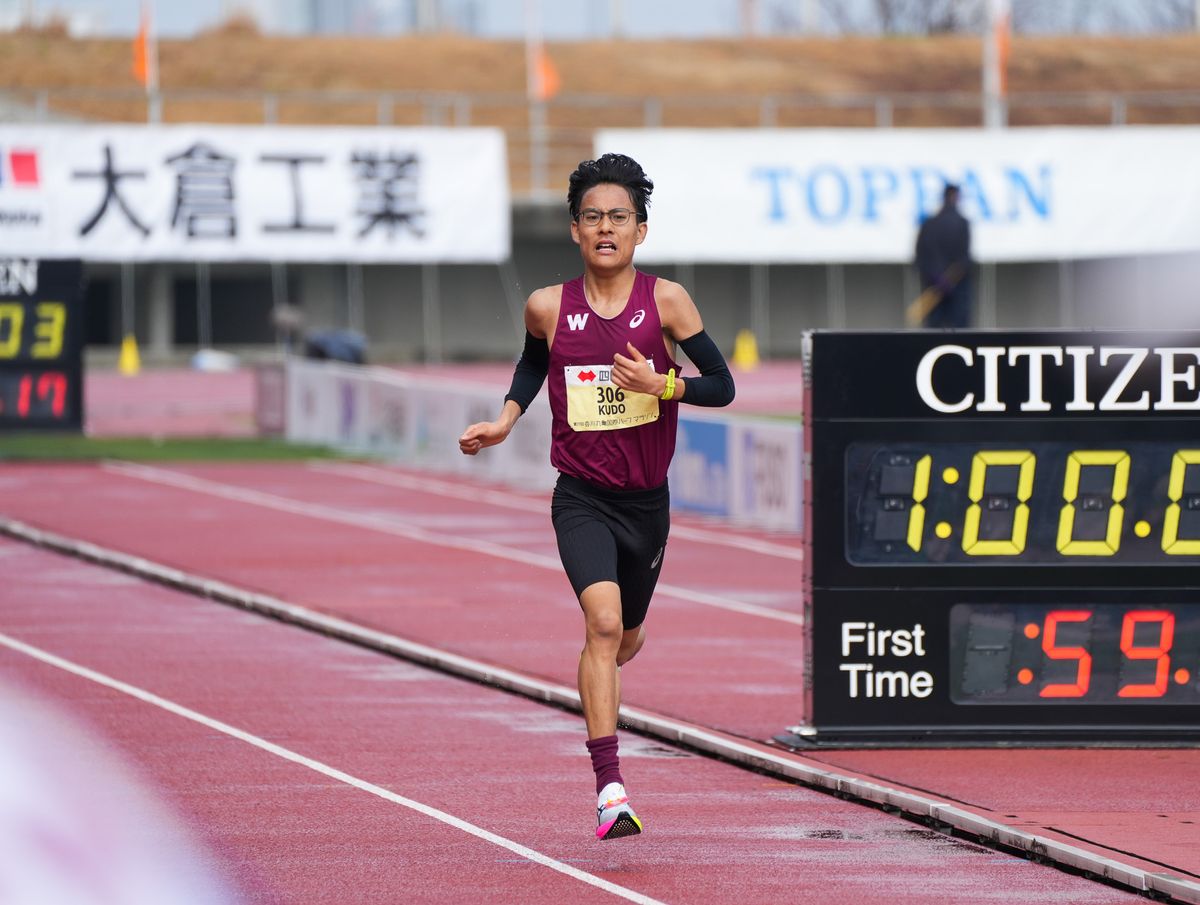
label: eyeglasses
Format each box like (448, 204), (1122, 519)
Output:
(576, 207), (640, 227)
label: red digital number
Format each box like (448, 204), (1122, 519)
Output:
(1117, 610), (1175, 698)
(38, 372), (66, 416)
(16, 374), (31, 416)
(1039, 610), (1093, 698)
(13, 371), (67, 419)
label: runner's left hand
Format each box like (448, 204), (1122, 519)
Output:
(612, 343), (665, 396)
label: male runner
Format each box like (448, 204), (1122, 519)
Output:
(459, 153), (735, 840)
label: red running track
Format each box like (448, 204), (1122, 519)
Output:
(85, 369), (258, 438)
(0, 536), (1143, 904)
(0, 460), (804, 741)
(0, 460), (1197, 901)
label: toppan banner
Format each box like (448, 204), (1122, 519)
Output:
(595, 126), (1200, 263)
(0, 126), (510, 262)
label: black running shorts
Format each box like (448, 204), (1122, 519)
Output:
(550, 472), (670, 630)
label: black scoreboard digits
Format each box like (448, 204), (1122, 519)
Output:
(0, 259), (84, 431)
(798, 331), (1200, 743)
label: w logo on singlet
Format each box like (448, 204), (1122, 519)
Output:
(566, 312), (589, 331)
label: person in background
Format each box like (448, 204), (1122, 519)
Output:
(912, 182), (973, 328)
(458, 153), (735, 841)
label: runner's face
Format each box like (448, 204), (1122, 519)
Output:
(571, 183), (646, 272)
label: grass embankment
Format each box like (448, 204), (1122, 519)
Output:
(0, 434), (345, 461)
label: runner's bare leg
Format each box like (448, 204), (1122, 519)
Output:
(578, 581), (624, 738)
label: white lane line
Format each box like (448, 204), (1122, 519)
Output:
(102, 461), (804, 626)
(308, 461), (805, 562)
(0, 631), (665, 905)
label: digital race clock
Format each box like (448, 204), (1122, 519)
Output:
(0, 259), (84, 431)
(796, 331), (1200, 743)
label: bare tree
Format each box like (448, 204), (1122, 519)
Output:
(819, 0), (984, 35)
(925, 0), (986, 33)
(1134, 0), (1195, 30)
(764, 2), (801, 32)
(1013, 0), (1196, 34)
(820, 0), (1193, 35)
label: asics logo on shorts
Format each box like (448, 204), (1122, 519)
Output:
(650, 546), (663, 569)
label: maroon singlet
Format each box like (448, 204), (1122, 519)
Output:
(548, 271), (680, 491)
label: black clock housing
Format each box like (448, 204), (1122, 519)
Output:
(801, 330), (1200, 743)
(0, 259), (84, 432)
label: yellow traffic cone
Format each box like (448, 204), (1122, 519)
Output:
(732, 328), (760, 372)
(119, 333), (141, 376)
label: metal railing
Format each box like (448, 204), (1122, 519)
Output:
(6, 86), (1200, 197)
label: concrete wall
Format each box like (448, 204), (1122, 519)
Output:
(81, 202), (1200, 365)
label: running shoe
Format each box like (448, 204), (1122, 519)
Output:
(596, 782), (642, 841)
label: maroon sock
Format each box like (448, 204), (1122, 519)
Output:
(585, 734), (624, 794)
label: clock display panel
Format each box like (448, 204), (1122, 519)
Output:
(950, 603), (1200, 705)
(848, 442), (1200, 565)
(0, 259), (84, 431)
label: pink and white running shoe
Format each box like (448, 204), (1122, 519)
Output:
(596, 782), (643, 841)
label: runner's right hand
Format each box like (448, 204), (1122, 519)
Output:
(459, 421), (508, 455)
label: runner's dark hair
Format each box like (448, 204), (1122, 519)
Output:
(567, 154), (654, 222)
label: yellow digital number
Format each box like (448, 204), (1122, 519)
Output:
(1056, 451), (1129, 556)
(0, 303), (23, 359)
(906, 454), (932, 552)
(31, 301), (66, 359)
(1163, 450), (1200, 555)
(962, 450), (1035, 555)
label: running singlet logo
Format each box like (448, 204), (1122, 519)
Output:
(564, 362), (659, 432)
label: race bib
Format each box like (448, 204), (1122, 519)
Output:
(564, 362), (659, 432)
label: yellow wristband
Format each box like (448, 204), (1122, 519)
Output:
(660, 368), (676, 401)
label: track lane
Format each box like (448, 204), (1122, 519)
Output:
(0, 462), (803, 740)
(306, 461), (805, 562)
(799, 747), (1200, 880)
(0, 536), (1142, 905)
(3, 461), (1196, 899)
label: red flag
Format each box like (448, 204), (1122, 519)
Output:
(532, 46), (560, 102)
(132, 3), (157, 91)
(987, 0), (1011, 99)
(996, 11), (1011, 97)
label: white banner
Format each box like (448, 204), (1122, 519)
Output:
(0, 126), (509, 262)
(595, 127), (1200, 263)
(284, 360), (558, 489)
(668, 412), (804, 531)
(279, 359), (804, 533)
(729, 419), (803, 532)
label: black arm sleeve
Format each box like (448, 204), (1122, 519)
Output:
(503, 330), (549, 414)
(677, 330), (735, 407)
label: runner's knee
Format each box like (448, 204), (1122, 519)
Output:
(581, 591), (624, 650)
(586, 610), (623, 648)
